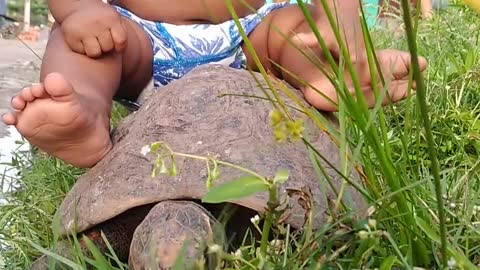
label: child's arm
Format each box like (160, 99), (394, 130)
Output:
(116, 0), (266, 24)
(48, 0), (127, 57)
(47, 0), (125, 23)
(47, 0), (87, 23)
(420, 0), (433, 18)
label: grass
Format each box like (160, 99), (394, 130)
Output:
(1, 0), (480, 269)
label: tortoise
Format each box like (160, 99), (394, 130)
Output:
(32, 65), (366, 270)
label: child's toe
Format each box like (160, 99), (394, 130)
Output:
(20, 87), (35, 102)
(31, 83), (48, 98)
(1, 112), (17, 125)
(11, 95), (26, 111)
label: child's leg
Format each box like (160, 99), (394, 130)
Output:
(117, 0), (265, 24)
(244, 4), (427, 111)
(420, 0), (433, 18)
(1, 19), (153, 167)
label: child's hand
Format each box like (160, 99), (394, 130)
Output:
(61, 2), (127, 58)
(294, 0), (366, 63)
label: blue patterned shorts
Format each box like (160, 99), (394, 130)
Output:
(114, 3), (287, 88)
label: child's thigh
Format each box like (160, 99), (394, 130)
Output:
(115, 17), (154, 99)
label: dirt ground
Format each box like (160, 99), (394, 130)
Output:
(0, 38), (45, 138)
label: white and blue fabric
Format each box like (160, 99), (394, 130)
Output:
(115, 3), (287, 87)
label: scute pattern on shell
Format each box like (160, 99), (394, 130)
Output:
(58, 65), (366, 236)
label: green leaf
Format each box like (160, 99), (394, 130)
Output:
(159, 159), (168, 174)
(379, 256), (397, 270)
(151, 156), (161, 178)
(202, 176), (269, 203)
(82, 235), (112, 269)
(172, 240), (189, 270)
(273, 169), (289, 184)
(100, 232), (127, 269)
(27, 240), (84, 270)
(149, 142), (162, 153)
(415, 216), (440, 243)
(211, 160), (220, 181)
(49, 210), (63, 270)
(169, 162), (177, 177)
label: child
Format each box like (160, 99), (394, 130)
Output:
(1, 0), (427, 168)
(379, 0), (434, 19)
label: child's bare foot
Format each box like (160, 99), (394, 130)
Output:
(298, 49), (427, 111)
(1, 73), (112, 168)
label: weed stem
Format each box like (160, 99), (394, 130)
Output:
(399, 0), (448, 267)
(260, 185), (277, 256)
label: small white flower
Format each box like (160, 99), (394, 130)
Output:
(448, 257), (457, 269)
(208, 244), (221, 253)
(250, 215), (260, 225)
(449, 203), (456, 209)
(234, 248), (242, 257)
(357, 230), (369, 240)
(270, 239), (283, 249)
(140, 145), (151, 156)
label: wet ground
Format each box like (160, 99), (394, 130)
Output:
(0, 38), (45, 188)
